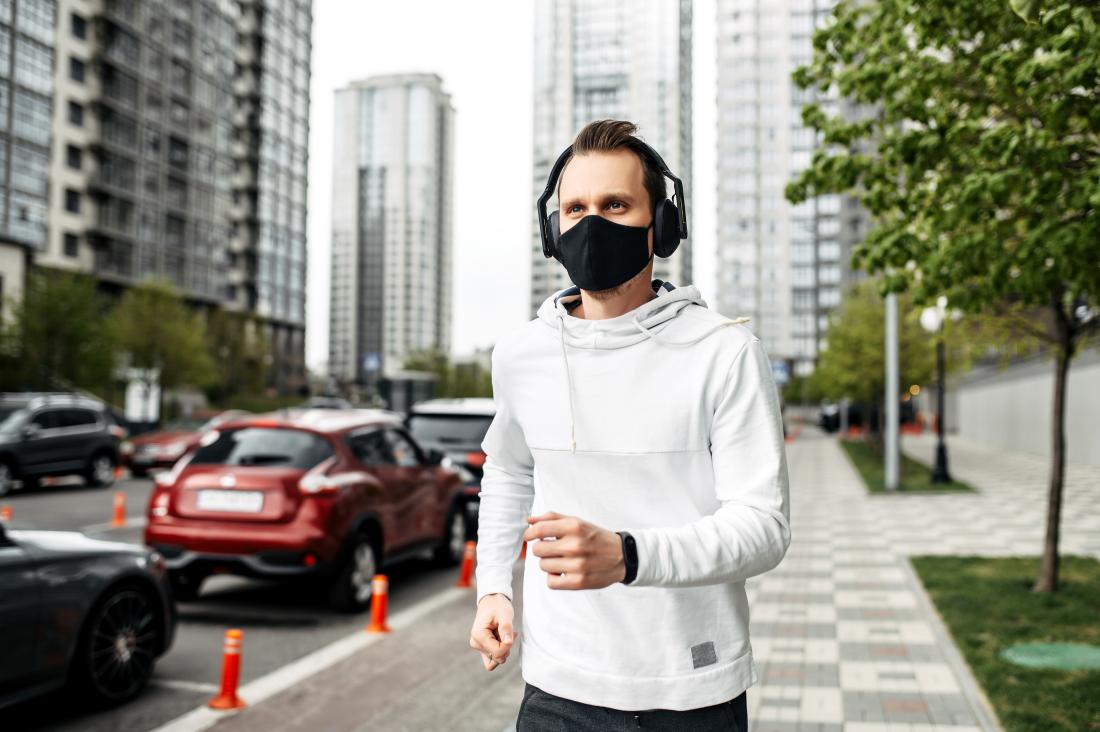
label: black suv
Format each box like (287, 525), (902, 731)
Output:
(405, 397), (495, 539)
(0, 394), (122, 497)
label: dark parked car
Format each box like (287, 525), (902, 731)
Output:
(121, 410), (249, 476)
(405, 398), (494, 537)
(0, 521), (176, 710)
(144, 408), (469, 612)
(0, 394), (122, 497)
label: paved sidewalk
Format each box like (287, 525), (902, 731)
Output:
(742, 425), (1100, 732)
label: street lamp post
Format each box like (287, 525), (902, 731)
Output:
(920, 299), (952, 483)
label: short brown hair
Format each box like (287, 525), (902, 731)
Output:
(558, 119), (667, 217)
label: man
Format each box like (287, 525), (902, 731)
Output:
(469, 119), (791, 731)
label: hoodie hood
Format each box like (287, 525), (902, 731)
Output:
(535, 278), (750, 452)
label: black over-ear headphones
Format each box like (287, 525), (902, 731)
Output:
(536, 140), (688, 263)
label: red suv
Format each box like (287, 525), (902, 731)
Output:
(143, 409), (469, 612)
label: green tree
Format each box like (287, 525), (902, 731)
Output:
(203, 309), (270, 405)
(403, 346), (492, 399)
(0, 268), (115, 392)
(112, 280), (215, 414)
(786, 0), (1100, 591)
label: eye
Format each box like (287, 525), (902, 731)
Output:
(606, 200), (625, 210)
(567, 204), (583, 214)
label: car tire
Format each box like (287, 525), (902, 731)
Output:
(85, 452), (117, 487)
(169, 572), (204, 602)
(431, 501), (468, 568)
(70, 583), (162, 707)
(0, 461), (13, 497)
(328, 532), (378, 613)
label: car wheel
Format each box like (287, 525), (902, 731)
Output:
(0, 462), (13, 497)
(86, 452), (117, 487)
(169, 572), (204, 602)
(329, 533), (377, 613)
(71, 585), (161, 706)
(431, 502), (467, 568)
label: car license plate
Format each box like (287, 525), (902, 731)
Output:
(196, 490), (264, 513)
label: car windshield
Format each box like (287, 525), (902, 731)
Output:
(0, 406), (29, 432)
(164, 417), (206, 432)
(189, 427), (335, 469)
(407, 414), (494, 445)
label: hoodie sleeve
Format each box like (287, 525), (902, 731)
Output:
(474, 344), (536, 606)
(627, 335), (791, 588)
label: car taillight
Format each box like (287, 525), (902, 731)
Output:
(466, 451), (486, 467)
(150, 492), (170, 517)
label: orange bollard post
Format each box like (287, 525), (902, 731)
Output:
(208, 629), (247, 710)
(519, 540), (527, 560)
(455, 540), (476, 588)
(111, 491), (126, 527)
(0, 505), (11, 522)
(365, 575), (392, 633)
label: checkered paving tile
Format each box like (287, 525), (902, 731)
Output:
(743, 427), (1100, 731)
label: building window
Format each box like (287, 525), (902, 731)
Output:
(68, 100), (84, 126)
(66, 144), (82, 169)
(65, 188), (80, 213)
(71, 12), (87, 39)
(64, 232), (79, 257)
(69, 56), (85, 83)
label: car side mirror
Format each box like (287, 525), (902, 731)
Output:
(21, 423), (41, 440)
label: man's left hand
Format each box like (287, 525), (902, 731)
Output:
(523, 511), (626, 590)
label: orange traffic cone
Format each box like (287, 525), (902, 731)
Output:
(519, 540), (527, 560)
(208, 629), (247, 710)
(0, 505), (11, 522)
(366, 575), (391, 633)
(455, 540), (476, 588)
(114, 464), (125, 480)
(111, 491), (126, 527)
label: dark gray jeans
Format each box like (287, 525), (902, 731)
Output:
(516, 682), (748, 731)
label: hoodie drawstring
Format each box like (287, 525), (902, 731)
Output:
(556, 310), (751, 454)
(557, 313), (578, 453)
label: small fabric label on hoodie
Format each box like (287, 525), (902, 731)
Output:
(691, 641), (718, 669)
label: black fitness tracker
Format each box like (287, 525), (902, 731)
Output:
(616, 530), (638, 585)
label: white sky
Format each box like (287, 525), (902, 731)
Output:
(305, 0), (718, 371)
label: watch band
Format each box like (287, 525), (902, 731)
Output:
(616, 530), (638, 585)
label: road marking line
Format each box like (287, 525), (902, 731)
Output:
(148, 585), (470, 732)
(80, 516), (147, 532)
(152, 679), (221, 694)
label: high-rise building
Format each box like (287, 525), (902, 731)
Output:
(0, 0), (58, 310)
(531, 0), (693, 316)
(328, 73), (454, 391)
(715, 0), (868, 376)
(30, 0), (311, 391)
(228, 0), (312, 391)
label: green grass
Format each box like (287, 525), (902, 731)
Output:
(838, 437), (975, 493)
(911, 555), (1100, 732)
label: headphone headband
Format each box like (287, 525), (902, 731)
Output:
(536, 140), (688, 260)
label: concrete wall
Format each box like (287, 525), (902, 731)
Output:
(950, 345), (1100, 466)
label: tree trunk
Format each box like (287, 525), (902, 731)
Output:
(1033, 306), (1075, 593)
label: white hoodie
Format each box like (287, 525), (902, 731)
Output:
(475, 278), (791, 712)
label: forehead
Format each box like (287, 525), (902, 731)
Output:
(558, 149), (645, 199)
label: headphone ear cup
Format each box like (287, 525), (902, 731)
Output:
(548, 210), (562, 262)
(653, 200), (681, 258)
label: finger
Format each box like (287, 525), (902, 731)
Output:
(524, 518), (575, 541)
(531, 536), (576, 557)
(471, 625), (502, 657)
(482, 651), (501, 671)
(527, 511), (563, 523)
(498, 618), (515, 647)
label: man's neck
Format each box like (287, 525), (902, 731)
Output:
(569, 275), (659, 320)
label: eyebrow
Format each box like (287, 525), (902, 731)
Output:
(560, 191), (637, 209)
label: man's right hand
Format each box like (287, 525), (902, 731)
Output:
(470, 593), (518, 671)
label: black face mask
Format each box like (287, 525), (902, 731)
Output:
(555, 214), (654, 292)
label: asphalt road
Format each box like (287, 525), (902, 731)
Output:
(0, 474), (477, 732)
